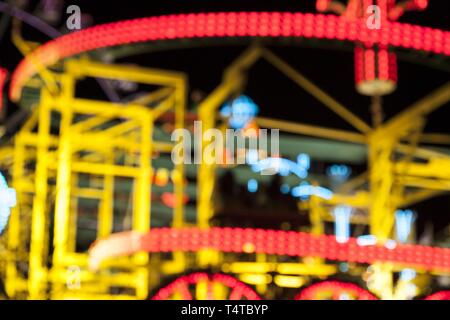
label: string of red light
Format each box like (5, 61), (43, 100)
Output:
(294, 280), (377, 300)
(10, 12), (450, 101)
(151, 272), (262, 300)
(88, 227), (450, 273)
(152, 276), (450, 300)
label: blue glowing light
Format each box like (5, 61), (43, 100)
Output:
(297, 153), (310, 171)
(250, 156), (309, 179)
(400, 269), (416, 282)
(246, 149), (259, 165)
(339, 263), (349, 273)
(291, 183), (333, 200)
(247, 179), (258, 193)
(0, 172), (16, 234)
(280, 184), (290, 194)
(356, 235), (378, 246)
(355, 235), (397, 249)
(334, 206), (352, 243)
(395, 209), (415, 243)
(220, 95), (259, 130)
(327, 164), (352, 181)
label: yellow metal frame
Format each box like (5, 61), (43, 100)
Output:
(0, 42), (449, 299)
(196, 46), (450, 298)
(2, 59), (186, 299)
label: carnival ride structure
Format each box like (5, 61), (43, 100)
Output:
(0, 0), (449, 300)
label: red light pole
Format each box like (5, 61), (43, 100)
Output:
(316, 0), (428, 125)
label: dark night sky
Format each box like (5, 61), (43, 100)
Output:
(2, 0), (448, 129)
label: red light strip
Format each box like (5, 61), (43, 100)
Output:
(294, 280), (377, 300)
(424, 291), (450, 300)
(151, 272), (261, 300)
(10, 12), (450, 101)
(88, 227), (450, 273)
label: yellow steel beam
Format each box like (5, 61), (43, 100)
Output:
(70, 133), (141, 152)
(173, 78), (187, 228)
(397, 177), (450, 191)
(225, 262), (336, 276)
(52, 75), (75, 283)
(262, 49), (372, 134)
(337, 172), (369, 194)
(66, 59), (186, 86)
(326, 191), (370, 208)
(197, 46), (262, 231)
(21, 108), (39, 133)
(395, 159), (450, 180)
(396, 143), (450, 160)
(11, 19), (59, 97)
(71, 115), (109, 133)
(61, 98), (149, 118)
(152, 95), (176, 120)
(28, 89), (52, 299)
(66, 162), (141, 177)
(98, 152), (115, 238)
(419, 133), (450, 145)
(224, 45), (263, 80)
(368, 135), (397, 240)
(255, 117), (367, 144)
(380, 82), (450, 136)
(399, 189), (445, 207)
(130, 87), (174, 106)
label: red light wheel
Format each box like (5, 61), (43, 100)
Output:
(424, 291), (450, 300)
(294, 281), (377, 300)
(151, 272), (261, 300)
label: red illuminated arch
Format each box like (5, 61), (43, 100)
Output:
(88, 228), (450, 273)
(10, 12), (450, 101)
(294, 280), (378, 300)
(424, 291), (450, 300)
(151, 272), (261, 300)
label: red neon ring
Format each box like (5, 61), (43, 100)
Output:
(151, 272), (261, 300)
(294, 280), (377, 300)
(88, 227), (450, 273)
(423, 291), (450, 300)
(10, 12), (450, 101)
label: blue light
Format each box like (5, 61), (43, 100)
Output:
(247, 179), (258, 193)
(356, 235), (377, 246)
(297, 153), (310, 171)
(221, 95), (259, 130)
(250, 157), (309, 179)
(395, 209), (415, 243)
(291, 183), (333, 200)
(339, 263), (349, 273)
(355, 235), (398, 249)
(400, 269), (416, 282)
(246, 149), (259, 165)
(327, 164), (352, 181)
(334, 206), (352, 243)
(280, 184), (290, 194)
(0, 171), (16, 234)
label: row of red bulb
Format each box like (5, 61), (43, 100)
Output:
(354, 45), (398, 84)
(151, 272), (261, 300)
(152, 275), (450, 300)
(139, 227), (450, 272)
(294, 280), (377, 300)
(10, 12), (450, 101)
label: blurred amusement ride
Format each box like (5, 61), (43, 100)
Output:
(0, 0), (449, 300)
